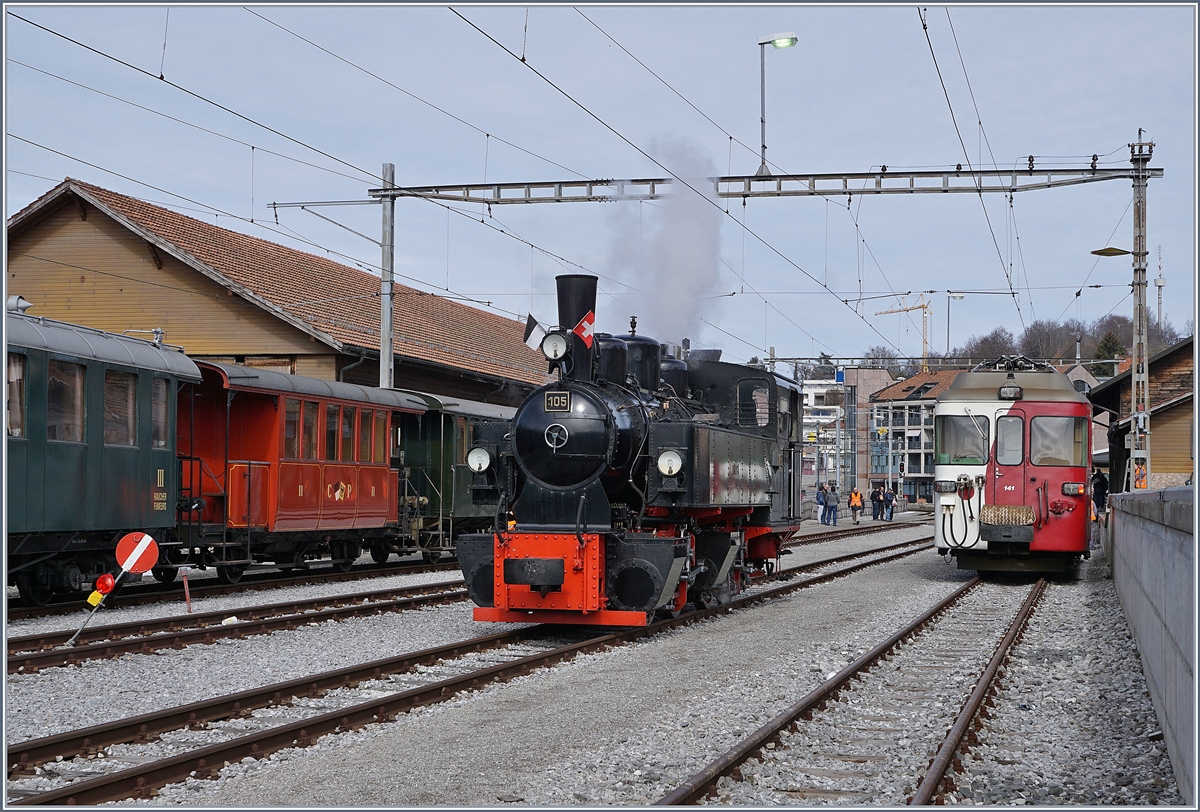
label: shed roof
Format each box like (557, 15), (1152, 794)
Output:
(8, 311), (202, 382)
(7, 179), (549, 388)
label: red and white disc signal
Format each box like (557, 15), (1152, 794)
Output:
(116, 532), (159, 574)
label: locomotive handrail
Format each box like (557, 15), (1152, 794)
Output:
(575, 494), (589, 547)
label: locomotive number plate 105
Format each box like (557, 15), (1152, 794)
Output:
(544, 391), (571, 412)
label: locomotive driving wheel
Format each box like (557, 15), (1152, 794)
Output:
(695, 572), (734, 609)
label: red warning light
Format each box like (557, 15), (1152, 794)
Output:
(95, 573), (116, 595)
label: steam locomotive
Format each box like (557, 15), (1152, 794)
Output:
(933, 356), (1092, 572)
(457, 275), (805, 626)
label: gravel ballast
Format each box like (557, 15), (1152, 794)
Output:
(5, 521), (1180, 806)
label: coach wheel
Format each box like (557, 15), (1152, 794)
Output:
(331, 541), (359, 573)
(152, 566), (180, 586)
(370, 544), (390, 565)
(217, 563), (248, 585)
(422, 548), (442, 566)
(15, 569), (54, 607)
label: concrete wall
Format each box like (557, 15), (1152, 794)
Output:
(1108, 485), (1195, 804)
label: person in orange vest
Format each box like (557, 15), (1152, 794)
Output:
(848, 487), (864, 525)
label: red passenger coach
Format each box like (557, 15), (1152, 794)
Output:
(172, 362), (428, 582)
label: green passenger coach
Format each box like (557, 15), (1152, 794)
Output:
(6, 308), (202, 605)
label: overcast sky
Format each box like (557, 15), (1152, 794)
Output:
(5, 4), (1196, 367)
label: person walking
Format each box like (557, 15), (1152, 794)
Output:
(1091, 468), (1109, 514)
(828, 485), (839, 526)
(848, 487), (864, 525)
(870, 486), (882, 521)
(883, 487), (896, 521)
(816, 485), (828, 524)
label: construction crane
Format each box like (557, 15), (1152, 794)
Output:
(876, 294), (931, 372)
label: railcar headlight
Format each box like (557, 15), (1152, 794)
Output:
(466, 446), (492, 473)
(541, 332), (570, 361)
(935, 480), (957, 493)
(998, 385), (1023, 400)
(1062, 482), (1085, 496)
(656, 449), (684, 477)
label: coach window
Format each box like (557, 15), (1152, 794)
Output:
(374, 411), (387, 463)
(103, 370), (138, 446)
(934, 415), (989, 465)
(358, 409), (373, 462)
(151, 378), (169, 448)
(1030, 416), (1087, 467)
(284, 399), (301, 459)
(995, 415), (1023, 466)
(341, 406), (356, 462)
(738, 380), (772, 427)
(302, 401), (319, 460)
(7, 353), (25, 438)
(325, 404), (340, 460)
(48, 361), (86, 442)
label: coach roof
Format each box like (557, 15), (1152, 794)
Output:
(199, 361), (428, 413)
(7, 311), (202, 382)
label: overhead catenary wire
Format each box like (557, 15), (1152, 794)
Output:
(918, 7), (1025, 332)
(450, 7), (896, 356)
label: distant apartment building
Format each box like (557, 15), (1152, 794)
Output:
(867, 370), (964, 503)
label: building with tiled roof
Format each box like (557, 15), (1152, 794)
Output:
(6, 179), (549, 405)
(867, 368), (966, 503)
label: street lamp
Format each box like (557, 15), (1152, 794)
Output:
(946, 293), (964, 354)
(756, 31), (796, 176)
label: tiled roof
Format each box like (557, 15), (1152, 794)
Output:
(10, 179), (550, 387)
(868, 369), (964, 402)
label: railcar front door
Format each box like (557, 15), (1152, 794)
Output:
(989, 409), (1027, 508)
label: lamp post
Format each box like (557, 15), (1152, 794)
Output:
(946, 292), (964, 355)
(756, 31), (796, 176)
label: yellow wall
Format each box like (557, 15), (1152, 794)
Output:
(8, 201), (327, 360)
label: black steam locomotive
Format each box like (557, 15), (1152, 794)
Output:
(457, 274), (805, 626)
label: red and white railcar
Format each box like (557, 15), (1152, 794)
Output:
(933, 357), (1091, 572)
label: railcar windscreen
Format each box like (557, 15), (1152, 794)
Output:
(1030, 416), (1087, 466)
(935, 414), (989, 465)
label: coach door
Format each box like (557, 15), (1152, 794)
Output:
(989, 409), (1026, 508)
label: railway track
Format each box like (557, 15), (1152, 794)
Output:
(653, 577), (1046, 806)
(9, 531), (932, 674)
(7, 580), (468, 674)
(7, 560), (460, 621)
(5, 536), (933, 805)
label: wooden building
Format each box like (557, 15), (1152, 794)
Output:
(1089, 335), (1194, 491)
(6, 178), (549, 406)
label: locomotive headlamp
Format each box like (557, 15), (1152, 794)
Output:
(1062, 482), (1085, 496)
(656, 449), (684, 477)
(934, 480), (957, 493)
(540, 332), (570, 361)
(998, 385), (1023, 400)
(466, 446), (492, 473)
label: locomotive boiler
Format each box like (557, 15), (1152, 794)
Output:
(457, 274), (805, 626)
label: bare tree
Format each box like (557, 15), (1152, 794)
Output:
(954, 326), (1017, 362)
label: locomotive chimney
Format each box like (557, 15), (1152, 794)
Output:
(556, 274), (597, 381)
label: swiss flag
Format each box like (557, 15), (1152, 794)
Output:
(572, 311), (595, 348)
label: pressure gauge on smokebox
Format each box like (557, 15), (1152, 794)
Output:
(656, 449), (684, 477)
(541, 332), (570, 361)
(466, 446), (492, 473)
